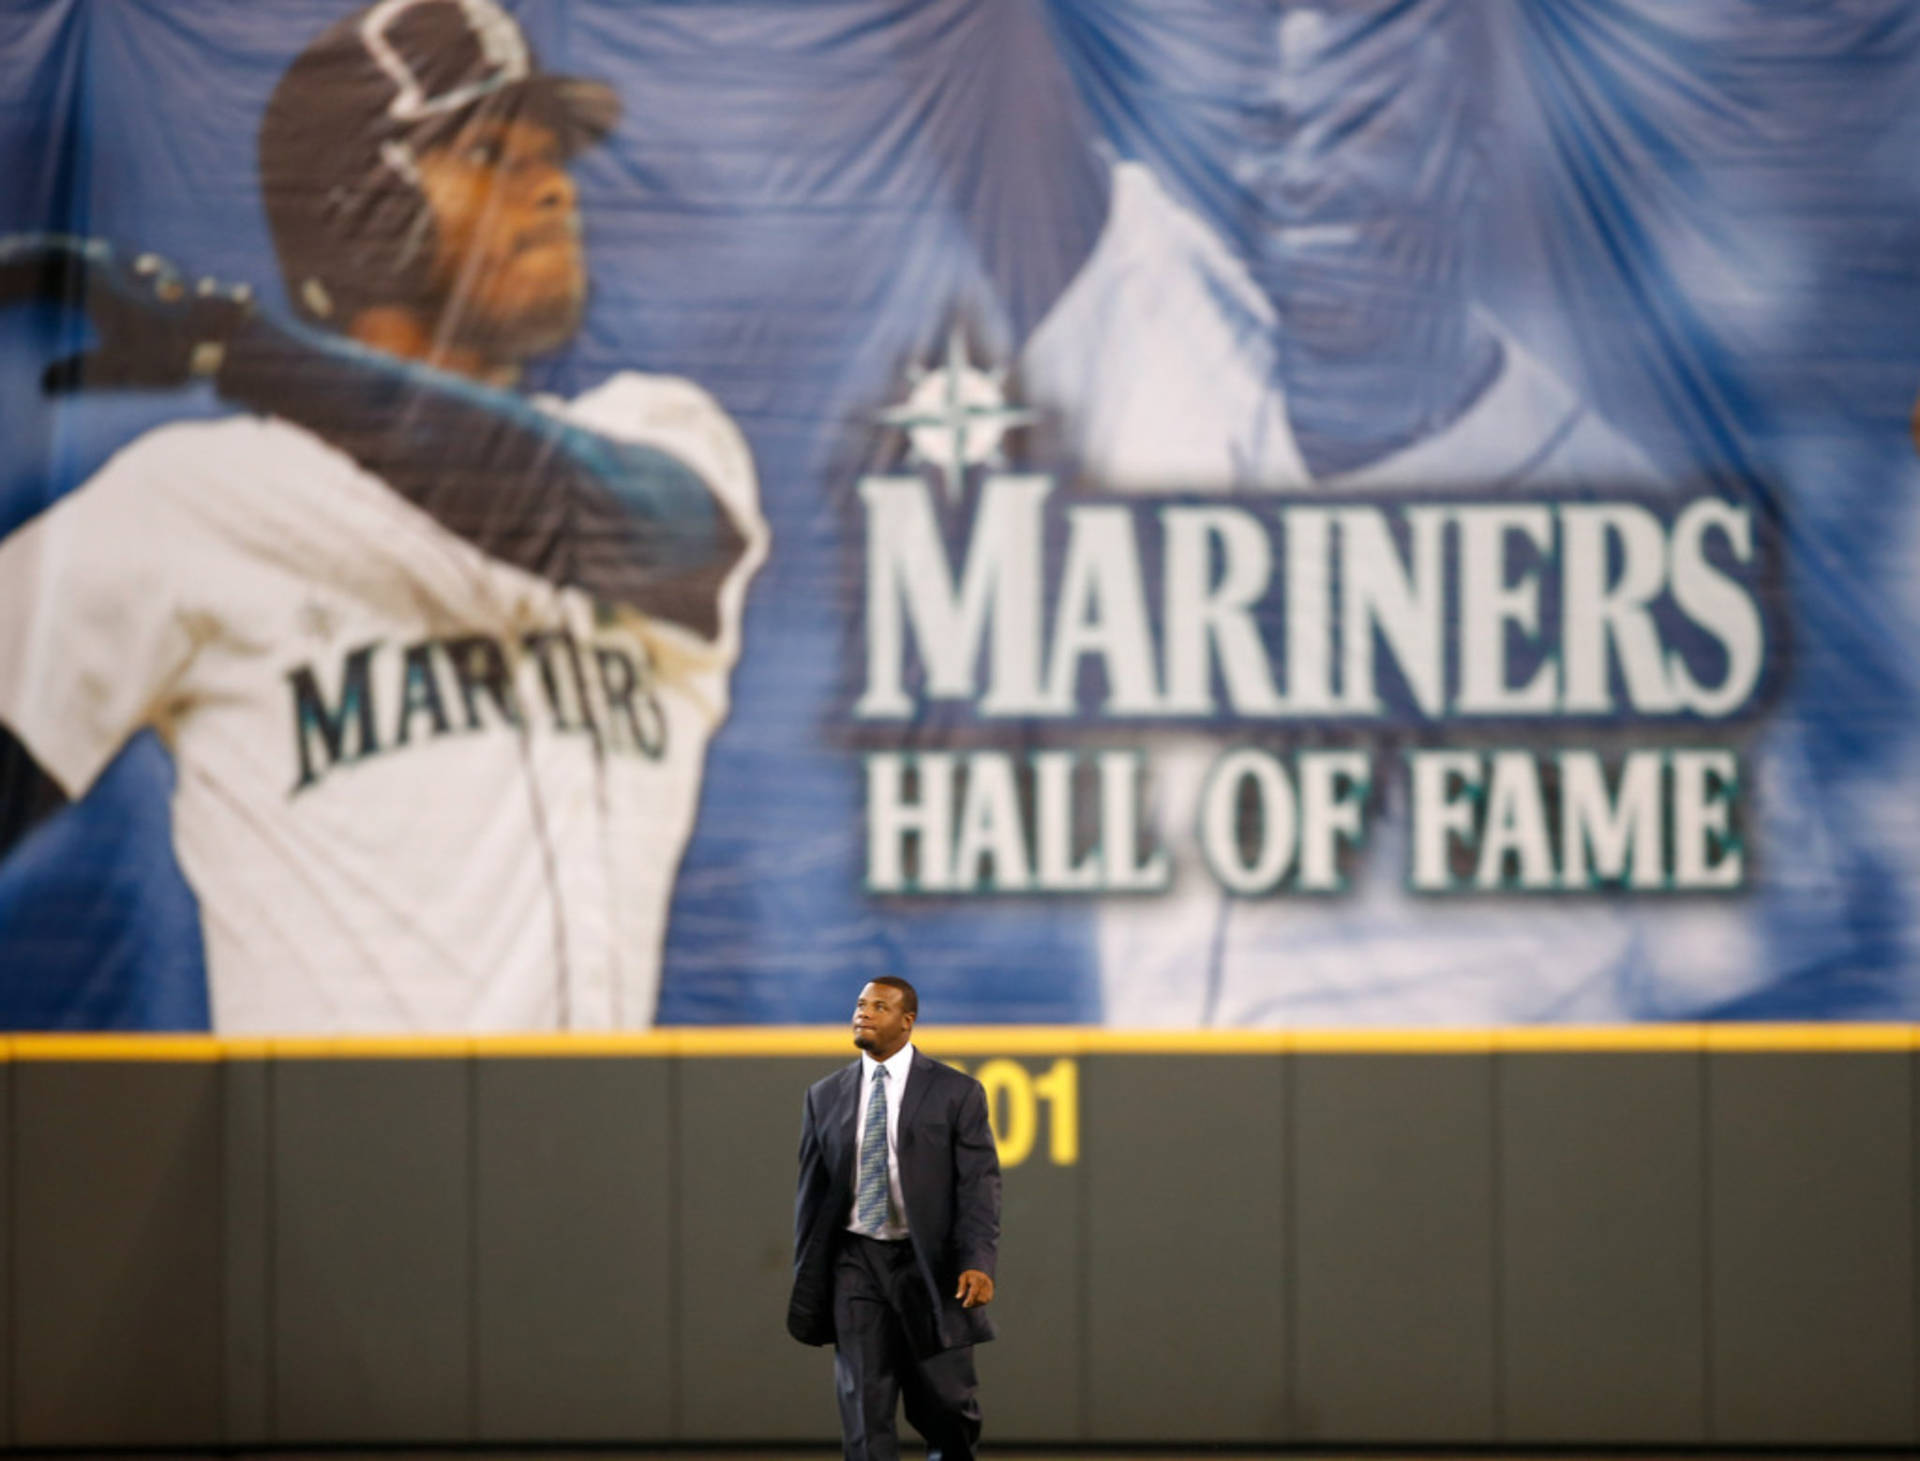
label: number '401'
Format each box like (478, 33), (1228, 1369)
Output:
(944, 1057), (1079, 1167)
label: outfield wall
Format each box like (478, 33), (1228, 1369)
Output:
(3, 1029), (1915, 1448)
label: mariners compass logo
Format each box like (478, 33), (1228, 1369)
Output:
(877, 331), (1036, 501)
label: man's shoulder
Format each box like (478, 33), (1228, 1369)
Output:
(911, 1049), (983, 1095)
(563, 368), (728, 428)
(561, 370), (758, 502)
(805, 1061), (860, 1102)
(54, 411), (360, 529)
(100, 411), (338, 479)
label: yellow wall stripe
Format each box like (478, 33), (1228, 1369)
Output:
(1702, 1023), (1918, 1052)
(1498, 1025), (1710, 1052)
(266, 1035), (478, 1059)
(0, 1024), (1914, 1060)
(449, 1032), (681, 1058)
(8, 1035), (229, 1062)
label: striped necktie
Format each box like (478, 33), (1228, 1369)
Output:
(855, 1066), (892, 1233)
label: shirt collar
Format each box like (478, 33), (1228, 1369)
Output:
(863, 1041), (915, 1082)
(1325, 321), (1577, 491)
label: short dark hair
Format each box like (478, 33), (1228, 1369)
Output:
(867, 975), (918, 1015)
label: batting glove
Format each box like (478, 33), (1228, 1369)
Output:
(0, 233), (257, 392)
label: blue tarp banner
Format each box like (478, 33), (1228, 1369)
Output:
(1, 0), (1916, 1030)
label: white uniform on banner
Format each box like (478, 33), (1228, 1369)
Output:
(0, 374), (765, 1034)
(1023, 161), (1797, 1025)
(1023, 163), (1655, 496)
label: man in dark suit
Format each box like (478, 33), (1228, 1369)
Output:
(788, 976), (1001, 1461)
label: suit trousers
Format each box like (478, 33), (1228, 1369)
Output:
(832, 1233), (981, 1461)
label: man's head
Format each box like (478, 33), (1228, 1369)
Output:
(1248, 0), (1493, 334)
(852, 977), (917, 1060)
(259, 0), (617, 376)
(1238, 0), (1500, 471)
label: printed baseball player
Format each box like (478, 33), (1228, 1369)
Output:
(0, 0), (766, 1033)
(1004, 0), (1820, 1024)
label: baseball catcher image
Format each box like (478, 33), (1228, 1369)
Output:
(0, 0), (767, 1032)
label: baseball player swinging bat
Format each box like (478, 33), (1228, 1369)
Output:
(0, 236), (748, 638)
(0, 0), (768, 1034)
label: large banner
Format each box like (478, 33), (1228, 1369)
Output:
(1, 0), (1915, 1030)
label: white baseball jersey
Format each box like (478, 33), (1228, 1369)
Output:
(1023, 162), (1656, 497)
(1021, 162), (1313, 492)
(0, 372), (765, 1034)
(1021, 161), (1808, 1025)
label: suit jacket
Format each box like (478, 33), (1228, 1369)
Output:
(788, 1048), (1001, 1355)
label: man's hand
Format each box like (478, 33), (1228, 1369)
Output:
(0, 234), (254, 392)
(955, 1270), (995, 1308)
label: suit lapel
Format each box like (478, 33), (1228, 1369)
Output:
(830, 1062), (861, 1183)
(895, 1047), (937, 1147)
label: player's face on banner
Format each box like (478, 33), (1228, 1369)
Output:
(1251, 0), (1486, 343)
(416, 113), (587, 358)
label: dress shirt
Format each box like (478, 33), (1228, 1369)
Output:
(846, 1041), (913, 1240)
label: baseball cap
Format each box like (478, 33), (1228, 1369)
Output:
(361, 0), (618, 151)
(284, 0), (619, 162)
(259, 0), (618, 322)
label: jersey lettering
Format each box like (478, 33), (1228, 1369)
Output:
(394, 641), (453, 746)
(288, 629), (666, 794)
(289, 641), (382, 791)
(443, 634), (523, 731)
